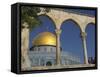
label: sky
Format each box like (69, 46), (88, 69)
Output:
(29, 8), (96, 63)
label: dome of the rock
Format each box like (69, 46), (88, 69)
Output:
(32, 32), (56, 46)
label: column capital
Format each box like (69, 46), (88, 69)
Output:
(55, 29), (62, 35)
(80, 32), (87, 38)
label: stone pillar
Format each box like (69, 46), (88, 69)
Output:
(81, 32), (88, 64)
(55, 29), (62, 65)
(21, 22), (31, 70)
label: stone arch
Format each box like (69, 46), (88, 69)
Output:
(29, 14), (56, 49)
(85, 22), (95, 32)
(61, 19), (82, 32)
(60, 19), (83, 63)
(38, 14), (56, 29)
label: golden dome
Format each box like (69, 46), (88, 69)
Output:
(32, 32), (56, 46)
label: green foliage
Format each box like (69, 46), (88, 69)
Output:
(21, 6), (51, 31)
(21, 6), (41, 31)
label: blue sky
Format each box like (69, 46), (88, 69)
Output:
(29, 8), (96, 63)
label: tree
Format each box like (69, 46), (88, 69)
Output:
(21, 6), (41, 31)
(21, 6), (51, 31)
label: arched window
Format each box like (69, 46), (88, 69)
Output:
(38, 47), (40, 51)
(46, 61), (52, 66)
(50, 48), (53, 52)
(44, 47), (47, 51)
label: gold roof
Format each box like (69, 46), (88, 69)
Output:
(32, 32), (56, 46)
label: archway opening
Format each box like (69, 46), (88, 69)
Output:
(29, 15), (56, 49)
(46, 61), (52, 66)
(60, 19), (83, 64)
(85, 23), (95, 64)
